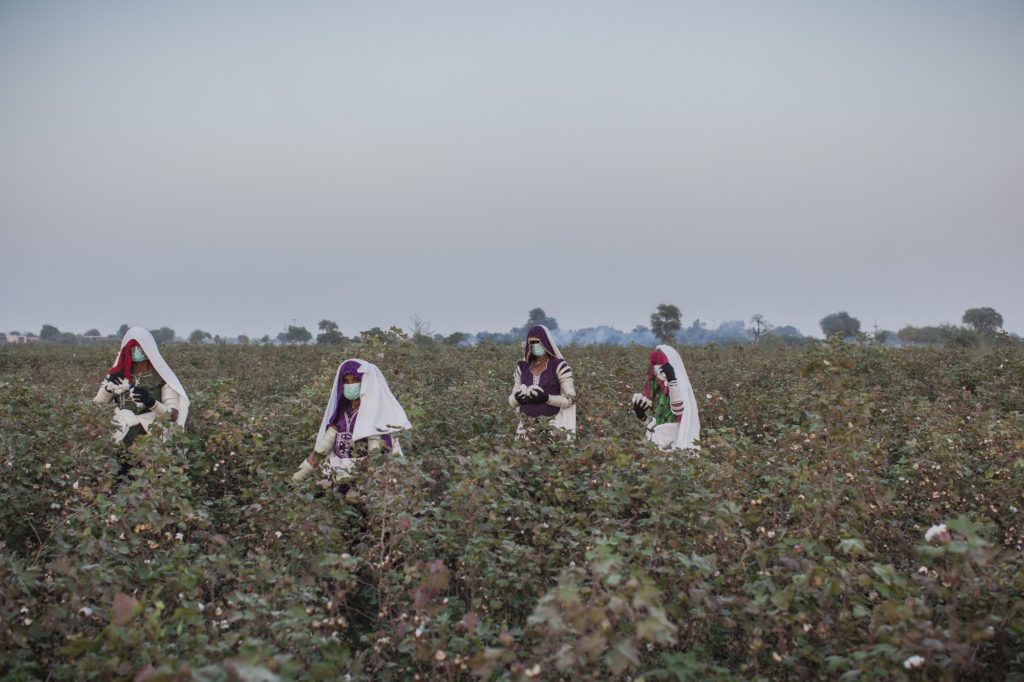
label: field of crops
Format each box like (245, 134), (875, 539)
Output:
(1, 340), (1022, 680)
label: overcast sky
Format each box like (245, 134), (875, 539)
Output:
(1, 1), (1022, 338)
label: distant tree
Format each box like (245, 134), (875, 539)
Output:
(150, 327), (176, 344)
(25, 332), (37, 338)
(277, 325), (312, 344)
(820, 312), (860, 338)
(317, 330), (345, 345)
(317, 319), (345, 345)
(650, 304), (682, 344)
(189, 329), (213, 344)
(962, 307), (1003, 334)
(749, 314), (769, 344)
(237, 335), (250, 345)
(444, 331), (469, 346)
(410, 315), (435, 347)
(873, 329), (894, 344)
(410, 315), (432, 336)
(84, 328), (101, 337)
(527, 308), (559, 331)
(259, 335), (271, 345)
(116, 324), (130, 337)
(9, 331), (20, 336)
(770, 325), (803, 338)
(40, 324), (60, 341)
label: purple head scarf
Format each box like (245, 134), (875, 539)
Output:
(524, 325), (558, 361)
(330, 359), (364, 425)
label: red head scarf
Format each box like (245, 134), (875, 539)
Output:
(107, 339), (143, 382)
(644, 349), (671, 399)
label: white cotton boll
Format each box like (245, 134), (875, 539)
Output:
(924, 524), (950, 543)
(903, 655), (925, 669)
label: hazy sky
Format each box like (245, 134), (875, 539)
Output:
(2, 1), (1022, 338)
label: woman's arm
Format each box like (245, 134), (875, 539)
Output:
(508, 365), (526, 407)
(151, 384), (181, 422)
(93, 381), (115, 405)
(291, 426), (338, 485)
(661, 365), (685, 417)
(545, 362), (576, 409)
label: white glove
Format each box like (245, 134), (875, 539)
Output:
(314, 426), (339, 456)
(291, 459), (316, 485)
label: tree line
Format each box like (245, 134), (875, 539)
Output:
(8, 305), (1011, 348)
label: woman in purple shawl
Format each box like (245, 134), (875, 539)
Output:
(291, 359), (410, 486)
(508, 325), (577, 435)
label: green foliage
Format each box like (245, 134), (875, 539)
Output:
(189, 330), (212, 344)
(1, 342), (1023, 679)
(39, 324), (60, 341)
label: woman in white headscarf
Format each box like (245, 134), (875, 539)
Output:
(291, 358), (411, 486)
(630, 345), (700, 451)
(508, 325), (577, 436)
(93, 327), (190, 447)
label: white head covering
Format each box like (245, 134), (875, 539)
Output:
(526, 325), (576, 434)
(656, 344), (700, 450)
(316, 358), (412, 444)
(114, 327), (190, 426)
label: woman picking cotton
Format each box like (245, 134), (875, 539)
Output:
(291, 359), (411, 488)
(93, 327), (189, 447)
(509, 325), (577, 437)
(630, 345), (700, 451)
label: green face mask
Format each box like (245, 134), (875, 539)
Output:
(530, 343), (546, 358)
(130, 347), (147, 363)
(343, 383), (361, 400)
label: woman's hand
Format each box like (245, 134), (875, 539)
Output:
(660, 363), (676, 382)
(130, 386), (156, 408)
(632, 393), (652, 420)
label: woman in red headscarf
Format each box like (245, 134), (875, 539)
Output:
(631, 345), (700, 450)
(94, 327), (189, 447)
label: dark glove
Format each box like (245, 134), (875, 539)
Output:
(515, 391), (530, 405)
(106, 370), (125, 384)
(660, 363), (676, 382)
(131, 386), (156, 408)
(631, 393), (651, 420)
(529, 389), (549, 404)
